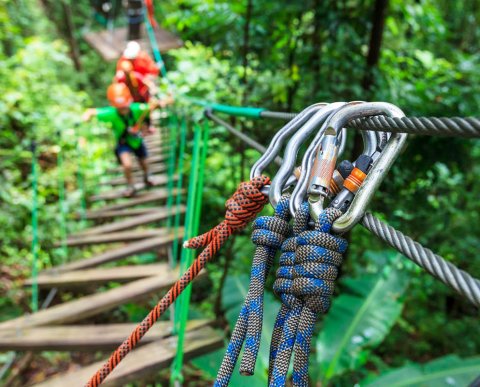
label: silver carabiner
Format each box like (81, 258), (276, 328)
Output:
(269, 102), (347, 207)
(320, 102), (408, 233)
(290, 101), (365, 216)
(250, 103), (328, 179)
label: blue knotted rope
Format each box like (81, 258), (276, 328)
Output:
(269, 202), (347, 386)
(215, 196), (292, 387)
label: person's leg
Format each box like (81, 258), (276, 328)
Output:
(119, 151), (134, 187)
(135, 142), (153, 187)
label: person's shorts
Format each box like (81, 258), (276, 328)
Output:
(114, 142), (148, 164)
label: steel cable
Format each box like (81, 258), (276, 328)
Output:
(350, 116), (480, 138)
(362, 212), (480, 307)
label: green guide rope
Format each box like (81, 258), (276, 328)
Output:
(30, 141), (39, 313)
(56, 135), (68, 263)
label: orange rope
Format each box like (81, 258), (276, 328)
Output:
(86, 176), (270, 386)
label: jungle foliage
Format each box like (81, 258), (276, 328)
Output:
(0, 0), (479, 385)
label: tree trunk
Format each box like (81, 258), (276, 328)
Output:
(351, 0), (389, 159)
(241, 0), (253, 106)
(310, 0), (323, 98)
(362, 0), (389, 93)
(61, 1), (82, 72)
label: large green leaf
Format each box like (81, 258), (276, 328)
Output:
(192, 274), (281, 385)
(360, 355), (480, 386)
(314, 253), (409, 383)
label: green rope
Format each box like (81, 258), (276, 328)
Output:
(181, 96), (265, 118)
(172, 116), (187, 263)
(143, 6), (167, 77)
(170, 122), (205, 385)
(56, 138), (68, 263)
(76, 140), (87, 226)
(30, 142), (39, 313)
(171, 120), (210, 385)
(166, 114), (178, 232)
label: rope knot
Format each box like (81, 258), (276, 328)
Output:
(251, 216), (290, 251)
(292, 207), (347, 314)
(184, 175), (270, 249)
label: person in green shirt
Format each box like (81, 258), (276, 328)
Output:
(83, 83), (162, 197)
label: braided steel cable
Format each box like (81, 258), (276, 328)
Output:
(86, 176), (271, 387)
(362, 212), (480, 307)
(260, 111), (298, 120)
(350, 116), (480, 138)
(214, 196), (292, 386)
(258, 111), (480, 138)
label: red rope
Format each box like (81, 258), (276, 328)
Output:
(86, 176), (270, 386)
(144, 0), (158, 28)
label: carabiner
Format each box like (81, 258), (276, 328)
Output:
(323, 102), (408, 233)
(250, 103), (328, 179)
(290, 101), (365, 216)
(269, 102), (347, 207)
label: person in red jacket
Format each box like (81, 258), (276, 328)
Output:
(116, 41), (159, 78)
(115, 60), (152, 103)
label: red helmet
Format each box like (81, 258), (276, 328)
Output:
(107, 83), (133, 108)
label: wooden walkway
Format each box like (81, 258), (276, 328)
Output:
(0, 131), (221, 385)
(24, 263), (171, 289)
(90, 174), (178, 202)
(72, 206), (185, 236)
(86, 188), (182, 215)
(33, 327), (222, 387)
(0, 319), (210, 352)
(83, 25), (183, 62)
(45, 235), (178, 272)
(62, 227), (178, 247)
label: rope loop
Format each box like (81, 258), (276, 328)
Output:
(215, 195), (292, 387)
(269, 204), (347, 387)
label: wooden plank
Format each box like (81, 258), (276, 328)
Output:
(83, 25), (183, 61)
(99, 164), (167, 186)
(85, 207), (158, 220)
(90, 175), (178, 202)
(24, 263), (170, 288)
(72, 206), (185, 237)
(0, 320), (209, 352)
(106, 154), (166, 174)
(62, 227), (175, 247)
(0, 269), (206, 330)
(45, 234), (179, 273)
(86, 189), (177, 215)
(32, 327), (222, 387)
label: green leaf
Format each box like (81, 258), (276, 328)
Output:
(315, 253), (409, 383)
(361, 355), (480, 387)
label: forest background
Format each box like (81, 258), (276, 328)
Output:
(0, 0), (479, 385)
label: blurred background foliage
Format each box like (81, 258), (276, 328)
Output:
(0, 0), (479, 385)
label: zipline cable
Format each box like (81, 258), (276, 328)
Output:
(362, 213), (480, 307)
(350, 116), (480, 138)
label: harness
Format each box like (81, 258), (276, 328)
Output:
(117, 108), (136, 145)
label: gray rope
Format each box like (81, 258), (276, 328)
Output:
(260, 111), (480, 138)
(350, 116), (480, 138)
(205, 110), (283, 165)
(362, 212), (480, 307)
